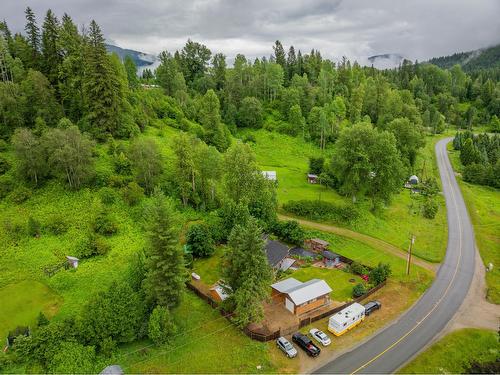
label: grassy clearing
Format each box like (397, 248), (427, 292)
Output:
(192, 246), (226, 286)
(448, 145), (500, 304)
(305, 230), (433, 291)
(246, 129), (447, 263)
(291, 266), (364, 302)
(0, 280), (62, 339)
(399, 328), (500, 374)
(119, 292), (290, 373)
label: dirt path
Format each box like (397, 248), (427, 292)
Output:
(278, 214), (438, 273)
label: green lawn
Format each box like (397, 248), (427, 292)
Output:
(118, 292), (286, 373)
(305, 230), (433, 292)
(245, 129), (448, 263)
(291, 266), (364, 302)
(192, 246), (226, 286)
(448, 145), (500, 303)
(399, 329), (500, 374)
(0, 280), (62, 339)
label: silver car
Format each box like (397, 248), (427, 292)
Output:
(310, 328), (331, 346)
(276, 336), (298, 358)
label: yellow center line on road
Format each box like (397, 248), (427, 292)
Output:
(350, 142), (464, 374)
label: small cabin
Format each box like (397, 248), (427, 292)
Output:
(209, 282), (230, 302)
(307, 174), (319, 184)
(271, 277), (332, 315)
(322, 250), (340, 267)
(66, 256), (79, 269)
(305, 238), (330, 253)
(328, 302), (365, 336)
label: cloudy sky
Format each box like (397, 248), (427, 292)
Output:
(3, 0), (500, 64)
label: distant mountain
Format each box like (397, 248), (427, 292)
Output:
(427, 44), (500, 71)
(105, 44), (157, 68)
(366, 53), (405, 69)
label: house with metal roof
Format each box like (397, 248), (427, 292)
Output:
(265, 239), (295, 271)
(271, 277), (332, 315)
(262, 171), (277, 182)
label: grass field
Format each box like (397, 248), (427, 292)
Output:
(245, 129), (448, 263)
(291, 266), (364, 302)
(399, 328), (500, 374)
(119, 292), (290, 373)
(447, 145), (500, 304)
(192, 246), (226, 286)
(0, 280), (62, 339)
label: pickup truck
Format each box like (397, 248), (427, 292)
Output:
(292, 332), (321, 357)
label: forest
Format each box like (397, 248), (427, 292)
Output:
(0, 7), (499, 373)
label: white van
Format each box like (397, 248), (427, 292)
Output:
(328, 302), (365, 336)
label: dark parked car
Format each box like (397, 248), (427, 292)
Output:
(364, 300), (382, 316)
(292, 332), (321, 357)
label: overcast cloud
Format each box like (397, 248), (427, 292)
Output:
(3, 0), (500, 64)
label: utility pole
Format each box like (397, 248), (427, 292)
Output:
(406, 234), (416, 275)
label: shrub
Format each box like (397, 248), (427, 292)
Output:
(10, 186), (32, 204)
(282, 200), (360, 224)
(45, 214), (69, 235)
(113, 152), (132, 175)
(0, 156), (10, 175)
(422, 198), (438, 219)
(108, 174), (131, 188)
(148, 305), (177, 345)
(0, 176), (14, 199)
(37, 312), (49, 327)
(122, 181), (144, 206)
(0, 139), (8, 151)
(93, 210), (118, 236)
(309, 157), (325, 175)
(369, 263), (391, 285)
(237, 97), (263, 128)
(242, 134), (256, 144)
(273, 220), (305, 246)
(27, 217), (41, 237)
(77, 234), (111, 258)
(186, 224), (215, 258)
(350, 262), (368, 276)
(99, 187), (118, 205)
(352, 283), (367, 298)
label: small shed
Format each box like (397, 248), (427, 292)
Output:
(209, 282), (231, 302)
(265, 239), (289, 270)
(66, 256), (79, 269)
(305, 238), (330, 253)
(322, 250), (340, 267)
(262, 171), (277, 182)
(307, 174), (319, 184)
(409, 175), (419, 185)
(289, 247), (316, 259)
(271, 278), (332, 315)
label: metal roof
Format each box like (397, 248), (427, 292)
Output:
(100, 365), (124, 375)
(286, 279), (332, 306)
(271, 277), (303, 293)
(289, 247), (315, 258)
(210, 284), (230, 301)
(322, 250), (340, 259)
(279, 258), (296, 271)
(265, 240), (289, 267)
(307, 174), (318, 178)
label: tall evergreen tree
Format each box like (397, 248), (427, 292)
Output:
(124, 55), (138, 89)
(143, 192), (185, 308)
(224, 217), (272, 327)
(272, 40), (286, 70)
(83, 20), (122, 138)
(41, 9), (61, 85)
(211, 52), (226, 91)
(24, 7), (41, 69)
(199, 89), (229, 151)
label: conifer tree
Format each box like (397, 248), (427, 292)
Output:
(224, 218), (272, 327)
(199, 89), (229, 151)
(24, 7), (41, 69)
(41, 9), (61, 85)
(124, 55), (138, 89)
(143, 192), (185, 307)
(83, 20), (122, 138)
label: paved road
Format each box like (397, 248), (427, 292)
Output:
(315, 138), (476, 374)
(277, 214), (437, 273)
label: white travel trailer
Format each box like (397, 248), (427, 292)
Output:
(328, 302), (365, 336)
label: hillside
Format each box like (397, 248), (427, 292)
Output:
(105, 43), (156, 67)
(428, 44), (500, 71)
